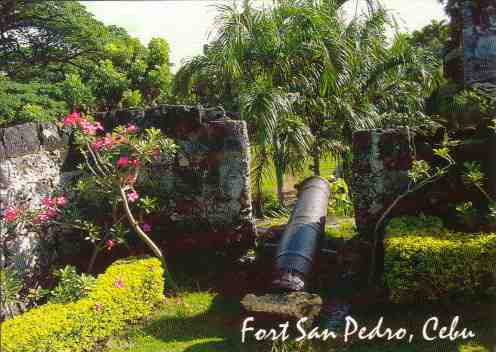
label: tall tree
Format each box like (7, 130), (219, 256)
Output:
(0, 1), (174, 118)
(173, 0), (440, 206)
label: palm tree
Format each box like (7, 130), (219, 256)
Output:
(173, 0), (439, 206)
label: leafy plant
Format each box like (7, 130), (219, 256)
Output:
(325, 218), (357, 239)
(0, 78), (68, 127)
(260, 191), (289, 218)
(64, 112), (178, 292)
(59, 73), (95, 112)
(455, 201), (479, 226)
(489, 118), (496, 131)
(48, 266), (96, 304)
(0, 267), (23, 320)
(461, 161), (496, 223)
(121, 89), (143, 108)
(328, 178), (354, 217)
(369, 135), (455, 284)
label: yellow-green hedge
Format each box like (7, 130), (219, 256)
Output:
(384, 217), (496, 303)
(2, 257), (164, 352)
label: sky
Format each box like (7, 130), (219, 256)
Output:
(80, 0), (448, 72)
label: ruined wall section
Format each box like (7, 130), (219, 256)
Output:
(463, 0), (496, 85)
(351, 126), (494, 238)
(0, 123), (72, 282)
(95, 106), (256, 252)
(1, 105), (255, 289)
(351, 129), (412, 238)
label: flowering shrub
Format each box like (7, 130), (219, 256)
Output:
(60, 112), (177, 290)
(1, 258), (163, 352)
(0, 192), (70, 317)
(1, 194), (68, 227)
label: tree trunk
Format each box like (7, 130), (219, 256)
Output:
(489, 129), (496, 199)
(254, 181), (264, 218)
(119, 187), (178, 294)
(275, 166), (285, 206)
(313, 153), (321, 176)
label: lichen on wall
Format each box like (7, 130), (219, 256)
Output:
(351, 128), (412, 239)
(0, 123), (71, 287)
(463, 0), (496, 84)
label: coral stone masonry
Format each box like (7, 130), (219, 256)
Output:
(463, 0), (496, 85)
(1, 105), (256, 286)
(0, 122), (71, 286)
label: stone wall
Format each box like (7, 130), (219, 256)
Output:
(351, 128), (412, 238)
(0, 123), (71, 283)
(1, 105), (255, 285)
(94, 106), (256, 253)
(463, 0), (496, 84)
(351, 125), (493, 238)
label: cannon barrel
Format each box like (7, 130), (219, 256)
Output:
(273, 176), (331, 291)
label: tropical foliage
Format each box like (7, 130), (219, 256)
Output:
(174, 0), (442, 207)
(0, 0), (173, 126)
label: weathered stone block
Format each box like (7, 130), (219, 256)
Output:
(351, 128), (412, 238)
(241, 292), (323, 321)
(2, 123), (40, 159)
(463, 1), (496, 85)
(38, 123), (67, 151)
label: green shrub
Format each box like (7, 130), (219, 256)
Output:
(2, 257), (164, 352)
(325, 217), (357, 239)
(384, 216), (496, 303)
(261, 191), (289, 218)
(48, 265), (96, 304)
(328, 178), (354, 217)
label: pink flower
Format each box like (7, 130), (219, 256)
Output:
(4, 207), (19, 222)
(127, 191), (139, 203)
(41, 196), (55, 208)
(103, 135), (114, 148)
(126, 174), (137, 185)
(80, 120), (98, 135)
(94, 122), (104, 131)
(36, 208), (59, 223)
(130, 159), (140, 167)
(126, 124), (139, 134)
(55, 196), (67, 207)
(115, 278), (124, 289)
(117, 156), (130, 168)
(142, 223), (152, 232)
(95, 303), (103, 311)
(106, 239), (115, 251)
(92, 139), (104, 151)
(63, 112), (81, 126)
(92, 135), (114, 151)
(36, 214), (50, 223)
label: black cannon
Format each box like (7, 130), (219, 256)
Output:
(272, 176), (331, 292)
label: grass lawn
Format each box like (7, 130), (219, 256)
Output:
(105, 290), (494, 352)
(104, 214), (494, 352)
(105, 158), (494, 352)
